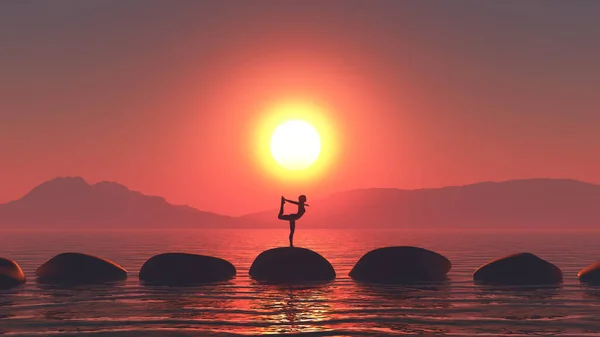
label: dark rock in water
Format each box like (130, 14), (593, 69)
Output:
(0, 257), (26, 289)
(249, 247), (336, 283)
(349, 246), (451, 284)
(473, 252), (562, 285)
(578, 262), (600, 284)
(139, 253), (236, 286)
(36, 252), (127, 285)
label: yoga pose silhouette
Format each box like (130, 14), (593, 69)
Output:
(278, 195), (309, 247)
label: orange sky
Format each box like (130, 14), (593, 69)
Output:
(1, 1), (600, 215)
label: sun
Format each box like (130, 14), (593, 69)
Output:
(251, 100), (338, 181)
(270, 120), (321, 170)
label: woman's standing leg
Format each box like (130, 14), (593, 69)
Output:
(278, 197), (285, 219)
(289, 220), (296, 247)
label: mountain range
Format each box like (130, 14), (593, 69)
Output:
(244, 178), (600, 229)
(1, 177), (599, 229)
(0, 177), (252, 229)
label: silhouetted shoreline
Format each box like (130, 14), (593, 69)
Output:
(1, 177), (600, 230)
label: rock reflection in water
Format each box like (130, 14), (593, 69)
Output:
(252, 283), (333, 334)
(475, 284), (562, 303)
(473, 284), (567, 336)
(0, 293), (16, 335)
(353, 282), (453, 335)
(140, 282), (236, 321)
(40, 282), (128, 322)
(356, 281), (452, 309)
(581, 284), (600, 303)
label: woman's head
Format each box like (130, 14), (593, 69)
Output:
(299, 195), (307, 203)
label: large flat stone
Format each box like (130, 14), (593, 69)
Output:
(0, 257), (26, 289)
(473, 252), (562, 285)
(36, 252), (127, 285)
(350, 246), (451, 284)
(139, 253), (236, 286)
(578, 261), (600, 284)
(250, 247), (335, 283)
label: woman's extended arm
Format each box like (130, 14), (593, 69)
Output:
(284, 198), (300, 205)
(283, 198), (309, 206)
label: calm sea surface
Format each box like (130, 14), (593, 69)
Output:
(1, 229), (600, 336)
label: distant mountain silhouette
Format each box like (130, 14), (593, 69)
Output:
(0, 177), (256, 229)
(2, 177), (599, 230)
(243, 179), (600, 229)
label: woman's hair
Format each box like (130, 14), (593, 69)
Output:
(299, 195), (307, 202)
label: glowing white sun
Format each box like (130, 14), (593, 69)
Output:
(270, 120), (321, 170)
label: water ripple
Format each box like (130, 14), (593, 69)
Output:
(1, 229), (600, 336)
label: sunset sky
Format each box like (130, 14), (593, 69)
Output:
(1, 1), (600, 215)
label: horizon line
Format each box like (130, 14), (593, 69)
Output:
(1, 175), (597, 217)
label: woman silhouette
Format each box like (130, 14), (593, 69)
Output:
(278, 195), (309, 247)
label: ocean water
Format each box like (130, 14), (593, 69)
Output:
(1, 228), (600, 336)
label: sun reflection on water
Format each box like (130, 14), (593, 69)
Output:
(251, 283), (333, 334)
